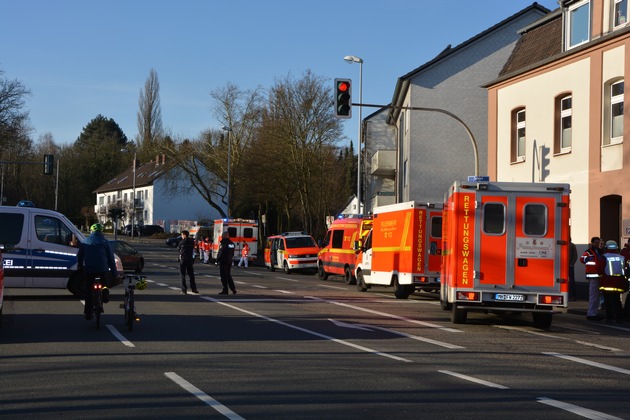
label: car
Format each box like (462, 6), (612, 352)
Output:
(138, 225), (164, 236)
(109, 240), (144, 273)
(166, 236), (182, 247)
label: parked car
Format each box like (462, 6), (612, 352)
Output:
(124, 224), (164, 237)
(109, 240), (144, 273)
(166, 236), (182, 247)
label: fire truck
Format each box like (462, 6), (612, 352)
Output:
(440, 180), (570, 328)
(317, 215), (372, 284)
(354, 201), (443, 298)
(212, 218), (259, 262)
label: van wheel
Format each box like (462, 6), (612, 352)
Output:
(451, 304), (467, 324)
(344, 266), (356, 285)
(532, 312), (552, 329)
(393, 277), (410, 299)
(283, 261), (291, 274)
(317, 263), (328, 281)
(356, 271), (368, 292)
(440, 299), (451, 311)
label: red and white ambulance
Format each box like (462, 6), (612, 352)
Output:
(440, 180), (570, 328)
(212, 218), (259, 262)
(317, 216), (372, 284)
(264, 231), (320, 274)
(354, 201), (443, 298)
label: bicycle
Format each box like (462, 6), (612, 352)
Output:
(121, 274), (147, 331)
(91, 277), (105, 330)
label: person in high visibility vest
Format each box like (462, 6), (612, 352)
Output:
(580, 237), (604, 321)
(599, 240), (627, 324)
(238, 242), (250, 268)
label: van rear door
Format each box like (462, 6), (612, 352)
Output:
(1, 211), (28, 287)
(476, 193), (560, 292)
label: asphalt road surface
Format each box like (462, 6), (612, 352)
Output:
(1, 240), (629, 419)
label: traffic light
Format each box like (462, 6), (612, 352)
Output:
(43, 154), (54, 175)
(539, 145), (550, 181)
(334, 78), (352, 119)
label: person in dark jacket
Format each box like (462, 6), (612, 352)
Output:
(178, 230), (198, 294)
(77, 223), (118, 320)
(216, 231), (236, 294)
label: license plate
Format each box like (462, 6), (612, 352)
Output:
(495, 293), (525, 301)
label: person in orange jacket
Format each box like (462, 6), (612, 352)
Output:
(203, 236), (211, 264)
(238, 242), (250, 268)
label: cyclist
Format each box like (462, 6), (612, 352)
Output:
(77, 223), (118, 320)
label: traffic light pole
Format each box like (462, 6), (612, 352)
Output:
(354, 102), (479, 177)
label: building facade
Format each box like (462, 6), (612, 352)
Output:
(487, 0), (629, 249)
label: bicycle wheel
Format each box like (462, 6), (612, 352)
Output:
(126, 295), (134, 331)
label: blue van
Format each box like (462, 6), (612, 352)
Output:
(0, 206), (123, 297)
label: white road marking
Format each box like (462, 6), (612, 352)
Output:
(251, 285), (268, 289)
(201, 296), (411, 362)
(276, 276), (299, 282)
(438, 370), (509, 389)
(317, 284), (348, 291)
(275, 290), (294, 294)
(543, 352), (630, 375)
(495, 326), (622, 352)
(106, 324), (135, 348)
(165, 372), (244, 419)
(306, 296), (463, 333)
(537, 397), (623, 420)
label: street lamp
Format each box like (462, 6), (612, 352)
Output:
(121, 148), (137, 239)
(344, 55), (363, 214)
(222, 125), (232, 218)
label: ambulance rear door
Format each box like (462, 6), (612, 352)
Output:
(476, 189), (562, 293)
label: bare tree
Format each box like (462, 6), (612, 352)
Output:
(137, 68), (163, 154)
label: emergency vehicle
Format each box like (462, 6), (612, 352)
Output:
(440, 180), (570, 328)
(0, 244), (4, 322)
(317, 215), (372, 284)
(212, 218), (258, 262)
(354, 201), (443, 299)
(264, 232), (320, 273)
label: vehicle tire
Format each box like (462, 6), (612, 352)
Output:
(440, 299), (451, 311)
(344, 266), (356, 285)
(532, 312), (552, 329)
(451, 303), (467, 324)
(317, 263), (328, 281)
(283, 261), (291, 274)
(135, 258), (144, 273)
(356, 270), (368, 292)
(393, 276), (410, 299)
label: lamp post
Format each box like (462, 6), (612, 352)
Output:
(344, 55), (363, 214)
(222, 125), (232, 218)
(121, 147), (137, 239)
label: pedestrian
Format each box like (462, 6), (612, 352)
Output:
(238, 242), (250, 268)
(599, 240), (627, 323)
(77, 223), (118, 320)
(569, 238), (578, 301)
(580, 236), (604, 321)
(216, 231), (237, 294)
(178, 230), (199, 294)
(203, 236), (211, 264)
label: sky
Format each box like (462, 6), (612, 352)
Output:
(1, 0), (560, 148)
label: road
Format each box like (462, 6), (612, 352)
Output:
(1, 240), (629, 419)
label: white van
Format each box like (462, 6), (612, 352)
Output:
(0, 206), (123, 297)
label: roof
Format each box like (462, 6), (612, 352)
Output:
(387, 2), (551, 124)
(94, 157), (171, 194)
(498, 10), (562, 77)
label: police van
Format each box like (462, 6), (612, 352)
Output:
(0, 206), (123, 297)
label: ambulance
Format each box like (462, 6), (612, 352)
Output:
(264, 231), (320, 273)
(440, 180), (570, 328)
(212, 218), (258, 262)
(354, 201), (443, 299)
(317, 215), (372, 284)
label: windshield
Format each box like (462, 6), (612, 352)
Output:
(285, 236), (317, 249)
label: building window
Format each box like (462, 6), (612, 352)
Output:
(511, 108), (526, 162)
(567, 0), (590, 49)
(614, 0), (628, 27)
(555, 94), (572, 153)
(611, 81), (624, 142)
